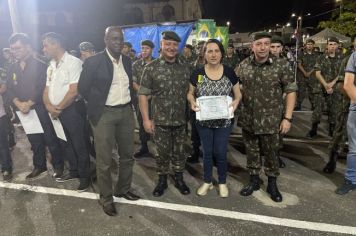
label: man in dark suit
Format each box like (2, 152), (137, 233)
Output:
(78, 26), (140, 216)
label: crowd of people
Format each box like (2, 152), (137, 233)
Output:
(0, 26), (355, 216)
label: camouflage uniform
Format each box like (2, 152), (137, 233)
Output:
(138, 56), (190, 174)
(237, 55), (297, 177)
(297, 51), (319, 108)
(222, 54), (239, 70)
(312, 54), (343, 125)
(328, 54), (351, 153)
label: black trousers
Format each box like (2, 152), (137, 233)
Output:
(26, 105), (63, 170)
(0, 115), (12, 172)
(58, 101), (90, 179)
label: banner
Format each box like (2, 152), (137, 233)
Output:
(195, 19), (216, 41)
(123, 22), (194, 58)
(214, 26), (229, 49)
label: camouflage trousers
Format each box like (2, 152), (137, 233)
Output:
(312, 91), (337, 124)
(242, 130), (280, 177)
(296, 75), (315, 107)
(328, 95), (349, 153)
(153, 125), (186, 175)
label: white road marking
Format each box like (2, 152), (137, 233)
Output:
(0, 181), (355, 235)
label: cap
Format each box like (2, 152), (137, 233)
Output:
(141, 40), (155, 48)
(251, 31), (272, 41)
(124, 42), (133, 48)
(79, 42), (94, 52)
(327, 37), (339, 44)
(161, 31), (181, 42)
(185, 44), (193, 51)
(271, 35), (284, 45)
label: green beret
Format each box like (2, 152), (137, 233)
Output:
(327, 37), (339, 44)
(251, 31), (272, 41)
(141, 40), (154, 48)
(124, 42), (133, 48)
(271, 36), (284, 45)
(305, 39), (315, 44)
(185, 44), (193, 51)
(161, 31), (181, 42)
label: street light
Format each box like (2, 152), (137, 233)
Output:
(286, 22), (291, 27)
(226, 21), (230, 27)
(291, 13), (296, 17)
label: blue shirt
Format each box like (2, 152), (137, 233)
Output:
(345, 51), (356, 74)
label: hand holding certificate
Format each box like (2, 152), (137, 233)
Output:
(196, 96), (234, 121)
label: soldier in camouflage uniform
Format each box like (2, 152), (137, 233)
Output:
(237, 32), (297, 202)
(307, 37), (343, 138)
(296, 39), (318, 111)
(323, 36), (356, 173)
(132, 40), (155, 158)
(181, 44), (197, 66)
(138, 31), (191, 197)
(222, 43), (239, 69)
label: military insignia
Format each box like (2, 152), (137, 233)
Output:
(197, 74), (203, 83)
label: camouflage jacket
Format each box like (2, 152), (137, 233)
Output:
(222, 54), (239, 70)
(297, 51), (318, 72)
(237, 55), (297, 134)
(132, 58), (153, 84)
(315, 53), (343, 83)
(138, 56), (191, 126)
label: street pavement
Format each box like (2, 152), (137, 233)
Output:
(0, 106), (355, 236)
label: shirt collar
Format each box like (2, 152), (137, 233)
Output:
(50, 51), (69, 68)
(106, 48), (122, 64)
(249, 54), (274, 66)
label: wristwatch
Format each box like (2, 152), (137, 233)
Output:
(283, 116), (293, 123)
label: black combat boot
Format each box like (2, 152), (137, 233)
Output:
(152, 174), (168, 197)
(306, 122), (318, 139)
(240, 175), (262, 196)
(187, 148), (200, 163)
(267, 176), (283, 202)
(323, 150), (338, 174)
(328, 123), (335, 137)
(174, 172), (190, 195)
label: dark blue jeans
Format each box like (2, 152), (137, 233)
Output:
(196, 123), (232, 184)
(346, 103), (356, 184)
(0, 115), (12, 172)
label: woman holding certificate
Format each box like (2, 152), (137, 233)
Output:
(187, 39), (242, 197)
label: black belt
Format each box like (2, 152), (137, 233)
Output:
(105, 102), (131, 108)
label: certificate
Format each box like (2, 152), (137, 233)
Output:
(49, 115), (67, 141)
(196, 96), (234, 121)
(16, 109), (44, 134)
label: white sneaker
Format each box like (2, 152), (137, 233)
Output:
(196, 183), (213, 196)
(219, 184), (229, 198)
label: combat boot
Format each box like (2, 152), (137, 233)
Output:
(328, 123), (335, 137)
(323, 150), (338, 174)
(267, 176), (283, 202)
(187, 148), (200, 163)
(306, 122), (318, 139)
(240, 175), (261, 196)
(174, 172), (190, 195)
(152, 174), (168, 197)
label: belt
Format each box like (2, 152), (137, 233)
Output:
(105, 102), (131, 108)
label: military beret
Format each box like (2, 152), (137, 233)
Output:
(271, 35), (284, 45)
(161, 31), (181, 42)
(327, 37), (339, 44)
(79, 41), (94, 52)
(141, 40), (155, 48)
(185, 44), (193, 51)
(305, 38), (315, 44)
(251, 31), (272, 41)
(124, 42), (133, 48)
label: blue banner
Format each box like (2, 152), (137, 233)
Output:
(123, 22), (194, 58)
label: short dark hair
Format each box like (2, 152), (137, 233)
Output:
(8, 33), (31, 46)
(41, 32), (66, 49)
(203, 38), (225, 64)
(352, 35), (356, 43)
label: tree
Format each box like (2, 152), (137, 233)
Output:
(318, 0), (356, 36)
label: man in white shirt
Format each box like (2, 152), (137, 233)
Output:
(42, 32), (90, 192)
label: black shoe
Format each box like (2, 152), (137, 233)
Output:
(55, 173), (78, 183)
(26, 168), (47, 180)
(134, 149), (150, 159)
(335, 179), (356, 195)
(115, 191), (140, 201)
(2, 171), (12, 182)
(77, 178), (90, 192)
(174, 172), (190, 195)
(323, 161), (336, 174)
(102, 203), (117, 216)
(278, 157), (286, 168)
(240, 175), (261, 196)
(153, 175), (168, 197)
(306, 122), (318, 139)
(52, 169), (64, 179)
(267, 177), (283, 202)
